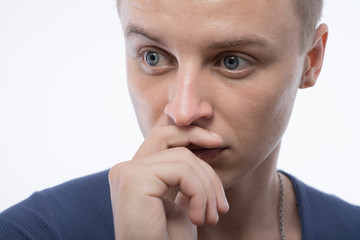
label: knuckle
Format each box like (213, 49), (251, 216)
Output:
(170, 147), (194, 159)
(109, 162), (140, 186)
(118, 164), (141, 181)
(176, 160), (192, 171)
(212, 173), (222, 185)
(198, 186), (208, 201)
(147, 125), (164, 138)
(108, 162), (125, 181)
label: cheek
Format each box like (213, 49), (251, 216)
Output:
(128, 82), (152, 137)
(261, 84), (297, 141)
(259, 78), (298, 141)
(228, 68), (300, 157)
(127, 63), (169, 137)
(264, 66), (301, 135)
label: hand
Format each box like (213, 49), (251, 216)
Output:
(108, 126), (229, 240)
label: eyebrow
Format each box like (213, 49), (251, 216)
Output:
(207, 36), (275, 50)
(125, 24), (276, 51)
(125, 25), (167, 46)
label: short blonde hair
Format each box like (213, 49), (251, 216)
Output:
(293, 0), (324, 50)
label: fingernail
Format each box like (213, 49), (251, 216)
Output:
(224, 197), (229, 210)
(222, 188), (229, 210)
(210, 132), (222, 139)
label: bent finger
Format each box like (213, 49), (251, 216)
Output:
(134, 125), (223, 159)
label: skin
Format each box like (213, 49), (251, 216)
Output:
(109, 0), (328, 239)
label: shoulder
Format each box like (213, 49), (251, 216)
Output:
(0, 170), (114, 240)
(283, 171), (360, 240)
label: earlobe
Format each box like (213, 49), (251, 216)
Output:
(300, 24), (329, 89)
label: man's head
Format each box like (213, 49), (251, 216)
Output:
(118, 0), (328, 187)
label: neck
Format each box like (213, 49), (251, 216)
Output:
(198, 147), (282, 240)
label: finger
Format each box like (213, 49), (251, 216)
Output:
(109, 161), (207, 226)
(146, 161), (208, 225)
(134, 126), (223, 159)
(146, 148), (221, 224)
(165, 194), (198, 240)
(197, 160), (230, 214)
(110, 151), (224, 227)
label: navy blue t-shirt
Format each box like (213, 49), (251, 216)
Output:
(0, 170), (359, 239)
(0, 170), (114, 239)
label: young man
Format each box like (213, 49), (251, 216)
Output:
(1, 0), (359, 239)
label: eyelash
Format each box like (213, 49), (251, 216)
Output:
(214, 54), (256, 79)
(137, 48), (174, 75)
(137, 48), (256, 79)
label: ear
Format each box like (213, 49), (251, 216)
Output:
(299, 24), (329, 89)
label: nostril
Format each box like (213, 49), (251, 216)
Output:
(164, 101), (214, 127)
(171, 112), (194, 127)
(164, 105), (193, 126)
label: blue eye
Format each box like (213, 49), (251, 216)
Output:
(145, 52), (160, 66)
(217, 55), (254, 79)
(224, 56), (241, 70)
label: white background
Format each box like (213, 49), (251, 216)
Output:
(0, 1), (359, 212)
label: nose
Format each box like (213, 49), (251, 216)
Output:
(164, 68), (213, 126)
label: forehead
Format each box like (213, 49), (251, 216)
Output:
(120, 0), (300, 52)
(120, 0), (295, 17)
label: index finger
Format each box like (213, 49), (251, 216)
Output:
(133, 125), (223, 159)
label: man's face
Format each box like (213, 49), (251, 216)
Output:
(120, 0), (305, 187)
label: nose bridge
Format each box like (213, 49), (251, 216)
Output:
(164, 62), (213, 126)
(172, 64), (200, 110)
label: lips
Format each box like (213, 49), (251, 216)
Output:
(186, 144), (225, 164)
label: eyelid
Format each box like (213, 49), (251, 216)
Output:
(214, 53), (257, 79)
(137, 46), (175, 75)
(137, 46), (174, 63)
(216, 52), (257, 66)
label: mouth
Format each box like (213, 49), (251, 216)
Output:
(186, 144), (225, 164)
